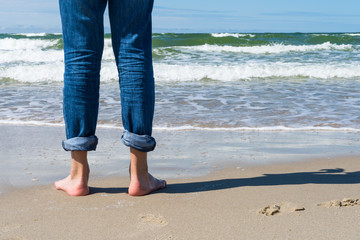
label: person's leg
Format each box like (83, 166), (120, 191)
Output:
(108, 0), (165, 195)
(56, 0), (107, 196)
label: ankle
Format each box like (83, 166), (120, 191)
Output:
(130, 171), (148, 183)
(69, 151), (90, 181)
(130, 147), (149, 177)
(70, 169), (89, 180)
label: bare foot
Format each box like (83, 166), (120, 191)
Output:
(55, 151), (89, 196)
(128, 173), (166, 196)
(54, 176), (89, 196)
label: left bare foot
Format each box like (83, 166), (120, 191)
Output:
(54, 175), (89, 196)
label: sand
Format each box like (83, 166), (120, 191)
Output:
(1, 158), (360, 239)
(1, 126), (360, 239)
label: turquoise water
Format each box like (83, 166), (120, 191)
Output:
(1, 33), (360, 130)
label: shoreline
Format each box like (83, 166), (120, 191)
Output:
(1, 124), (360, 194)
(2, 120), (360, 132)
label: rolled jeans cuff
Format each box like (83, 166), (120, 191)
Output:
(62, 136), (98, 151)
(121, 130), (156, 152)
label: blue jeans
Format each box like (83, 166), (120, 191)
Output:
(59, 0), (156, 152)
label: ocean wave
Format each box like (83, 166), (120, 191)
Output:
(17, 33), (47, 37)
(179, 42), (354, 54)
(0, 38), (58, 50)
(344, 33), (360, 36)
(1, 63), (65, 82)
(2, 61), (360, 83)
(211, 33), (255, 38)
(0, 49), (63, 64)
(154, 62), (360, 81)
(0, 39), (113, 64)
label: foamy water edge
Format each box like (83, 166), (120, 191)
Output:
(1, 120), (359, 132)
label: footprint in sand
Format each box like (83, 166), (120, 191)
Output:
(138, 214), (168, 226)
(259, 202), (305, 216)
(317, 198), (360, 208)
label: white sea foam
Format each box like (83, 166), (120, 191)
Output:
(3, 61), (360, 83)
(17, 33), (47, 37)
(310, 34), (330, 36)
(1, 63), (64, 82)
(211, 33), (255, 38)
(0, 120), (64, 127)
(0, 120), (359, 132)
(0, 38), (58, 50)
(152, 125), (360, 132)
(154, 62), (360, 82)
(345, 33), (360, 36)
(0, 49), (63, 64)
(179, 42), (353, 54)
(0, 38), (112, 64)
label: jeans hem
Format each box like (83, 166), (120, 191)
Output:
(62, 136), (98, 151)
(121, 130), (156, 152)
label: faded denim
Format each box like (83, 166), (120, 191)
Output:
(59, 0), (156, 152)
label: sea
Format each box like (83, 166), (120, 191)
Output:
(1, 32), (360, 131)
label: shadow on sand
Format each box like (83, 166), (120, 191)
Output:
(88, 168), (360, 195)
(89, 186), (128, 195)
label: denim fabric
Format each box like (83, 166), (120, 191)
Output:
(59, 0), (156, 152)
(121, 130), (156, 152)
(62, 136), (98, 151)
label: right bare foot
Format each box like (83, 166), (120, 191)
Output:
(128, 173), (166, 196)
(54, 175), (89, 196)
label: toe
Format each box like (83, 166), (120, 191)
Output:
(54, 181), (61, 190)
(161, 180), (167, 189)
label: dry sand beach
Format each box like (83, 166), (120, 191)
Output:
(1, 125), (360, 239)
